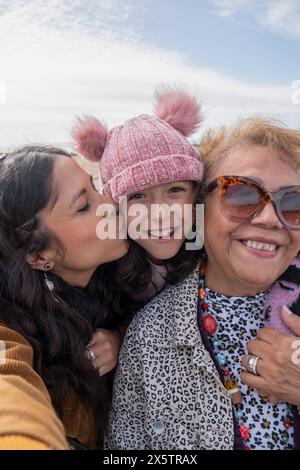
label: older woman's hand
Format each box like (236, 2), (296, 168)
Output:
(85, 328), (122, 376)
(240, 307), (300, 406)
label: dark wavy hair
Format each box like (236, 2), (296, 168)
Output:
(0, 146), (127, 446)
(116, 182), (205, 297)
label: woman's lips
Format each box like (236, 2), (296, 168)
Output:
(237, 238), (280, 259)
(148, 229), (175, 243)
(150, 237), (175, 244)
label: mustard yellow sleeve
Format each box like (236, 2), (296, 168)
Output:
(0, 325), (68, 450)
(0, 435), (49, 450)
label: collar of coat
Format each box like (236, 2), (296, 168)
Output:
(145, 253), (300, 346)
(137, 265), (221, 377)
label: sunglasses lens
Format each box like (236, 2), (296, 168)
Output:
(222, 183), (260, 219)
(280, 192), (300, 227)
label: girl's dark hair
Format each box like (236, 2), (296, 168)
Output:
(0, 146), (125, 446)
(116, 182), (205, 296)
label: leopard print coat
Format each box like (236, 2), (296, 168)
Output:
(105, 267), (235, 450)
(105, 263), (300, 450)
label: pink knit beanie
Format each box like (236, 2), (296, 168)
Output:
(72, 87), (203, 201)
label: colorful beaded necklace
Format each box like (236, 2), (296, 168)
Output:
(197, 259), (294, 449)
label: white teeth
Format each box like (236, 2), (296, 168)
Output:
(243, 240), (277, 252)
(149, 229), (173, 238)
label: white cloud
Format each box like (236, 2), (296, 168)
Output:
(211, 0), (300, 38)
(263, 0), (300, 37)
(0, 0), (140, 39)
(210, 0), (249, 17)
(0, 0), (299, 151)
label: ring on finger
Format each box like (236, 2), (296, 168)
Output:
(247, 355), (260, 376)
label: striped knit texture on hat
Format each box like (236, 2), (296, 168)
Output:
(100, 114), (203, 201)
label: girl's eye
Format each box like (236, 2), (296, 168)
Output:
(128, 193), (145, 201)
(169, 187), (185, 193)
(77, 203), (90, 213)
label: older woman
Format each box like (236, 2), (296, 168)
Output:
(106, 118), (300, 450)
(0, 146), (129, 449)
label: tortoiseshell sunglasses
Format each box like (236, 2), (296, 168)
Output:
(206, 175), (300, 230)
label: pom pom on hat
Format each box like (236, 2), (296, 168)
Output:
(71, 84), (204, 201)
(72, 116), (108, 163)
(154, 86), (203, 137)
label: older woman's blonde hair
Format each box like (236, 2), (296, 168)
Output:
(198, 118), (300, 186)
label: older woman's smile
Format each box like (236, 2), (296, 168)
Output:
(234, 237), (281, 259)
(243, 240), (277, 252)
(232, 233), (289, 257)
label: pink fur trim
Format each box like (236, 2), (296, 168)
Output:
(154, 86), (203, 137)
(265, 283), (294, 335)
(72, 116), (108, 162)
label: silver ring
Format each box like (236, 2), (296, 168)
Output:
(87, 346), (97, 361)
(248, 355), (260, 375)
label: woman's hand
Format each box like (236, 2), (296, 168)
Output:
(86, 328), (122, 376)
(240, 307), (300, 406)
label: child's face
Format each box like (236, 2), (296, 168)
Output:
(126, 181), (195, 263)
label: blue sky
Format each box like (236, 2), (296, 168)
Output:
(0, 0), (299, 150)
(134, 0), (300, 85)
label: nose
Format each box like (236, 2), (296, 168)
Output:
(150, 198), (173, 230)
(250, 200), (283, 230)
(151, 192), (168, 205)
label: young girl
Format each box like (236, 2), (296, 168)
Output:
(72, 87), (205, 303)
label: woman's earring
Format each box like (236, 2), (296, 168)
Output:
(44, 273), (54, 292)
(44, 261), (54, 271)
(43, 261), (55, 292)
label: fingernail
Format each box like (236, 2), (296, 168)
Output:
(282, 304), (293, 315)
